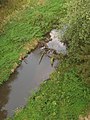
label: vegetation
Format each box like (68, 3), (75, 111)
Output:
(8, 64), (90, 120)
(0, 0), (66, 84)
(0, 0), (30, 31)
(62, 0), (90, 83)
(0, 0), (90, 119)
(0, 0), (7, 4)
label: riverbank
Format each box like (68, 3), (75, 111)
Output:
(0, 0), (90, 119)
(0, 0), (31, 31)
(0, 0), (66, 85)
(9, 62), (90, 120)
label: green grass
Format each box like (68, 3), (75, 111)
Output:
(9, 63), (90, 120)
(0, 0), (90, 119)
(0, 0), (66, 84)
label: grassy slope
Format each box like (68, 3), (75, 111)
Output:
(0, 0), (30, 30)
(10, 63), (90, 120)
(0, 0), (90, 119)
(8, 0), (90, 120)
(0, 0), (66, 84)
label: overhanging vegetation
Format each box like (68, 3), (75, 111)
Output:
(0, 0), (90, 119)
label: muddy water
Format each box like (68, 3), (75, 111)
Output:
(0, 30), (66, 120)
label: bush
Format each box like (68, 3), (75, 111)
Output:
(62, 0), (90, 82)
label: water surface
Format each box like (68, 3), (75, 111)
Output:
(0, 29), (66, 120)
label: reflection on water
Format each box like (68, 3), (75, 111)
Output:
(47, 29), (66, 54)
(0, 49), (57, 120)
(0, 29), (66, 120)
(0, 71), (18, 120)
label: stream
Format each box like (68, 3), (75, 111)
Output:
(0, 29), (66, 120)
